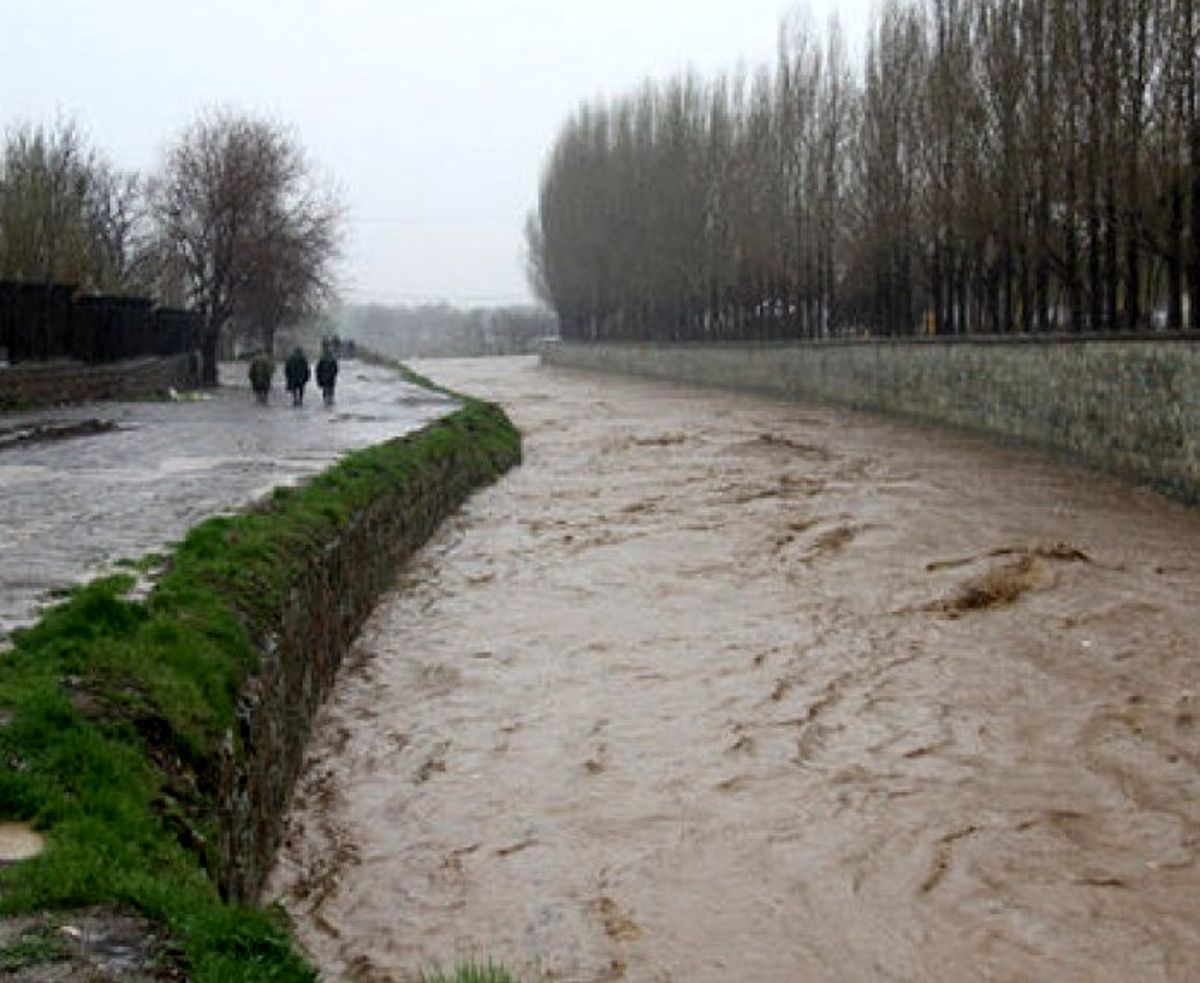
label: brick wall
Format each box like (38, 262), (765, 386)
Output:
(0, 355), (198, 409)
(541, 338), (1200, 502)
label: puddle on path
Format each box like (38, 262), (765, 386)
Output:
(268, 356), (1200, 982)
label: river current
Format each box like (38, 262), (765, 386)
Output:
(267, 355), (1200, 982)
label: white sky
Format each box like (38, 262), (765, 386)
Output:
(2, 1), (872, 307)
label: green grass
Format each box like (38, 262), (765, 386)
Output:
(357, 348), (458, 399)
(0, 367), (521, 980)
(419, 961), (521, 983)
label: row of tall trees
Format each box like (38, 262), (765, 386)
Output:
(0, 112), (342, 382)
(529, 0), (1200, 340)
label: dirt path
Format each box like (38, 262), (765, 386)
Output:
(267, 356), (1200, 982)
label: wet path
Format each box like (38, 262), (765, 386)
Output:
(268, 356), (1200, 982)
(0, 361), (454, 642)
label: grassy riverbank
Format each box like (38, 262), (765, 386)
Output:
(0, 376), (520, 979)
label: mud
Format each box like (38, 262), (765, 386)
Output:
(0, 418), (118, 451)
(267, 356), (1200, 982)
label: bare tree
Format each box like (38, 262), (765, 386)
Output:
(237, 180), (341, 354)
(85, 162), (157, 295)
(154, 109), (342, 384)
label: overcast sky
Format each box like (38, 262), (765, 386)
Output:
(2, 1), (872, 308)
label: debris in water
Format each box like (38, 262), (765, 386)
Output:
(495, 838), (537, 858)
(931, 556), (1045, 616)
(596, 896), (641, 942)
(927, 541), (1091, 572)
(0, 418), (116, 451)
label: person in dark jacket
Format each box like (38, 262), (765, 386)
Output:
(315, 346), (338, 406)
(248, 355), (274, 404)
(284, 347), (310, 406)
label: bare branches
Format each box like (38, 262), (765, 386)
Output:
(154, 109), (343, 382)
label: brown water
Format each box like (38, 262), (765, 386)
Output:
(267, 356), (1200, 982)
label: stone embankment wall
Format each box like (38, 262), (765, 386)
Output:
(542, 338), (1200, 501)
(0, 355), (196, 409)
(218, 415), (520, 902)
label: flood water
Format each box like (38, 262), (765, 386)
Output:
(0, 360), (453, 643)
(267, 356), (1200, 982)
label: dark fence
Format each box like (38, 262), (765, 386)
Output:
(0, 282), (201, 366)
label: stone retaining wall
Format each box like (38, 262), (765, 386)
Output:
(542, 338), (1200, 502)
(0, 355), (197, 409)
(215, 417), (520, 902)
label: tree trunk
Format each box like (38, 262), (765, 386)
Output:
(1191, 119), (1200, 331)
(1167, 179), (1184, 330)
(1104, 182), (1119, 330)
(1019, 246), (1033, 334)
(931, 240), (945, 335)
(1066, 155), (1083, 332)
(1002, 239), (1015, 333)
(1087, 159), (1102, 330)
(1126, 216), (1141, 332)
(1036, 200), (1051, 331)
(199, 322), (220, 387)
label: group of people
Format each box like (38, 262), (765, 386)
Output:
(249, 343), (339, 407)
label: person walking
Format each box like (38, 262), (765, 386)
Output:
(248, 355), (274, 404)
(284, 347), (310, 406)
(315, 345), (339, 407)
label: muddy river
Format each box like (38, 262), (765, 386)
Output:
(267, 356), (1200, 982)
